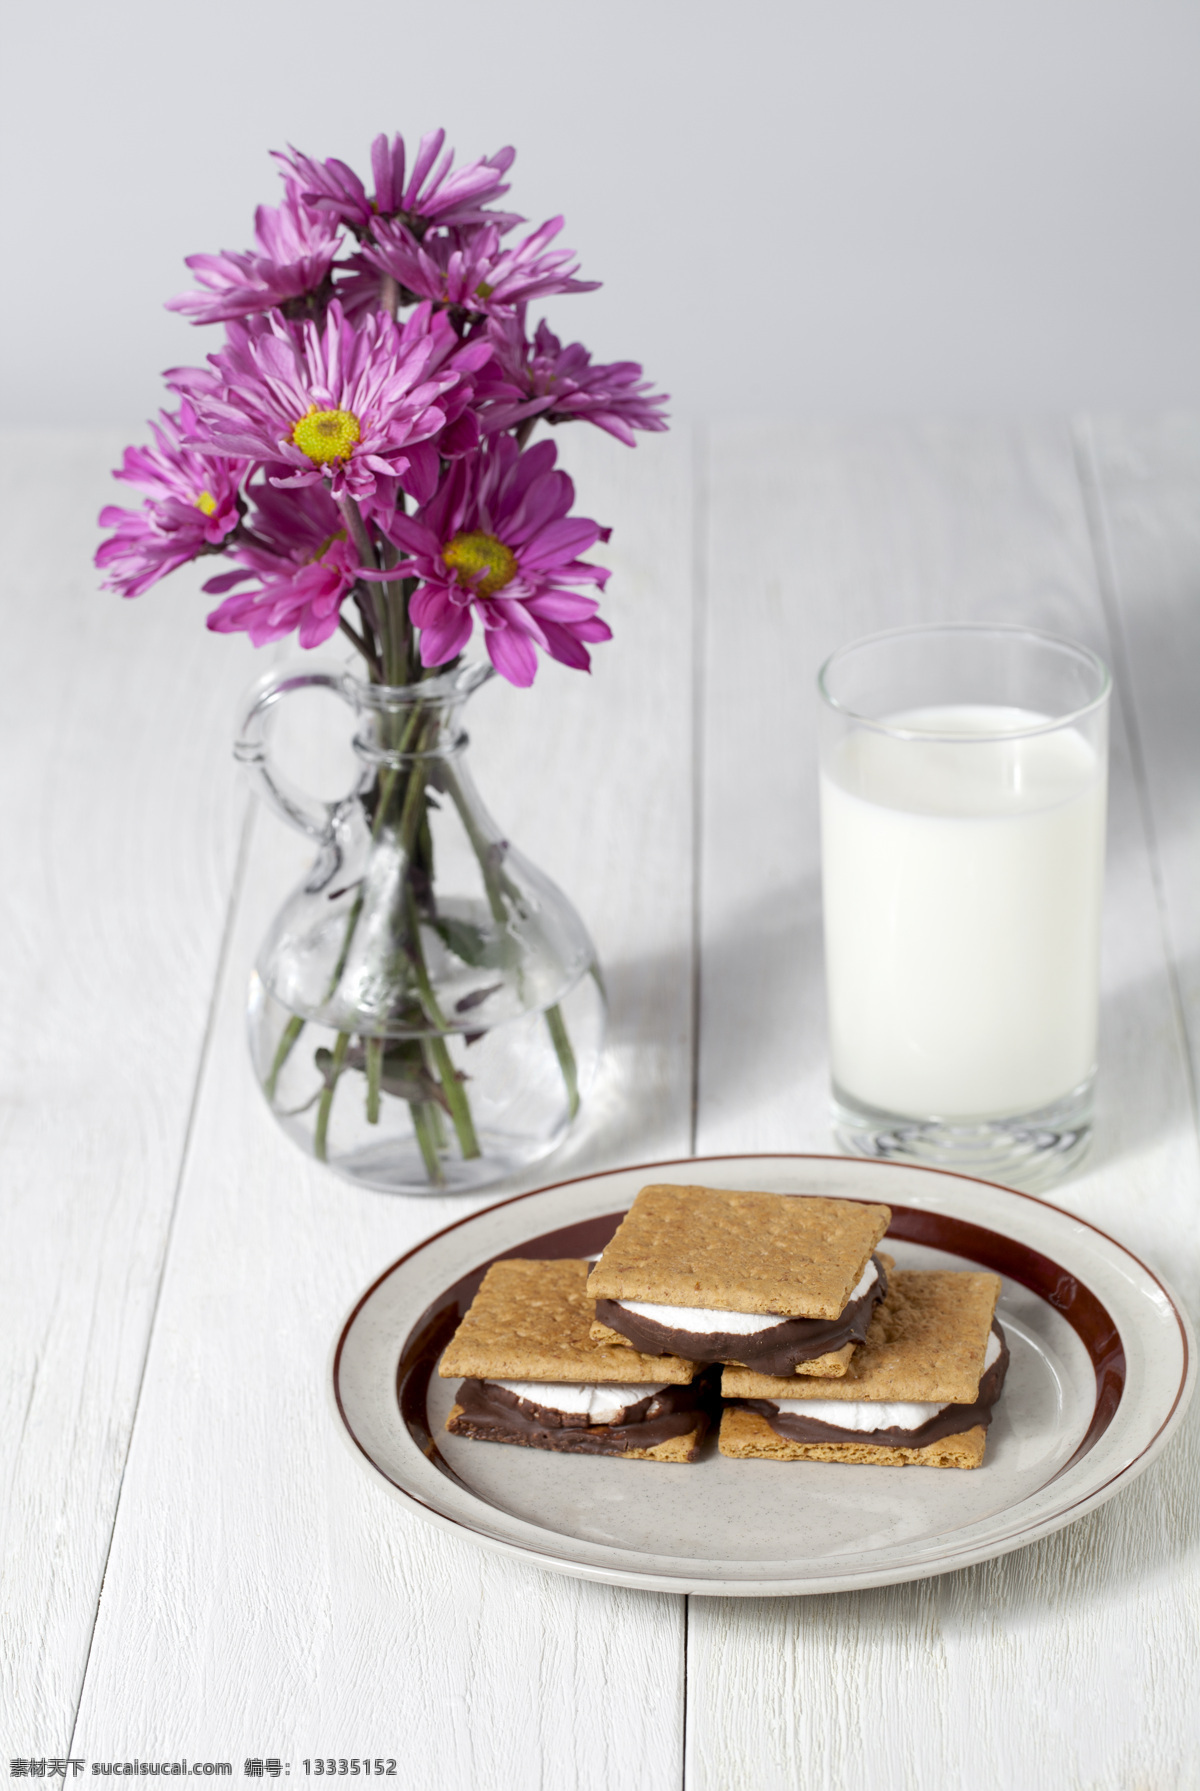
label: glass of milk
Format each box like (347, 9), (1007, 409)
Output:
(818, 623), (1110, 1185)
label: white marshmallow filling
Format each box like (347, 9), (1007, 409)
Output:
(768, 1330), (1003, 1432)
(611, 1258), (880, 1336)
(491, 1379), (672, 1427)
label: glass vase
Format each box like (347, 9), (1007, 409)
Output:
(235, 660), (606, 1194)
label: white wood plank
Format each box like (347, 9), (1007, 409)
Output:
(0, 432), (260, 1744)
(694, 418), (1112, 1155)
(69, 428), (694, 1786)
(688, 420), (1200, 1791)
(1080, 413), (1200, 1105)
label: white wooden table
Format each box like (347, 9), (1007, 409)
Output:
(4, 417), (1198, 1789)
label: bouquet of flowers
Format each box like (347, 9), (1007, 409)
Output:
(97, 130), (667, 1191)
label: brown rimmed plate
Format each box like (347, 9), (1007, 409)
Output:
(329, 1155), (1195, 1595)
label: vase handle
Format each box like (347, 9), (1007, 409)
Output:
(233, 666), (357, 842)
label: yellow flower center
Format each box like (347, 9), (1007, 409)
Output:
(475, 280), (495, 301)
(195, 490), (217, 516)
(311, 528), (348, 562)
(291, 406), (362, 466)
(443, 531), (518, 598)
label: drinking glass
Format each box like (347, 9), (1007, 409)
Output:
(817, 622), (1110, 1185)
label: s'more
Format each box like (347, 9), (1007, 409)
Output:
(439, 1258), (712, 1461)
(585, 1184), (892, 1377)
(718, 1269), (1009, 1468)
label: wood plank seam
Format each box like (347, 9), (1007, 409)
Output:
(1073, 414), (1200, 1152)
(684, 421), (710, 1786)
(61, 796), (256, 1760)
(680, 1593), (690, 1791)
(690, 421), (710, 1163)
(65, 431), (696, 1789)
(685, 418), (1200, 1791)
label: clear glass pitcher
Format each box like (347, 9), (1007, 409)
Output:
(236, 660), (606, 1193)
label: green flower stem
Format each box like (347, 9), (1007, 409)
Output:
(314, 1029), (350, 1161)
(266, 1012), (305, 1100)
(278, 706), (441, 1163)
(339, 497), (378, 571)
(411, 1100), (443, 1183)
(338, 613), (382, 680)
(267, 672), (589, 1185)
(545, 1001), (580, 1119)
(403, 888), (450, 1027)
(397, 759), (429, 859)
(264, 702), (429, 1099)
(365, 1035), (383, 1125)
(442, 763), (584, 1121)
(405, 888), (481, 1159)
(369, 571), (419, 690)
(418, 1039), (450, 1152)
(440, 764), (513, 926)
(428, 1034), (481, 1159)
(329, 887), (366, 982)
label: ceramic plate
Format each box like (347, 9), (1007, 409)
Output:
(330, 1154), (1195, 1596)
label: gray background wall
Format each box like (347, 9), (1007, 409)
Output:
(4, 0), (1198, 427)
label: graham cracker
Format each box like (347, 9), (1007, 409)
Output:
(590, 1317), (644, 1349)
(793, 1345), (855, 1378)
(720, 1344), (857, 1378)
(721, 1270), (1001, 1404)
(444, 1403), (705, 1461)
(718, 1407), (987, 1468)
(584, 1185), (891, 1318)
(437, 1258), (697, 1384)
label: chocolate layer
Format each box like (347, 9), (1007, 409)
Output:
(595, 1254), (889, 1373)
(448, 1376), (710, 1456)
(740, 1322), (1010, 1449)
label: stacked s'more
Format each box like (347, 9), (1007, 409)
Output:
(586, 1183), (1009, 1470)
(438, 1258), (712, 1461)
(437, 1187), (1010, 1472)
(720, 1269), (1009, 1467)
(585, 1183), (893, 1378)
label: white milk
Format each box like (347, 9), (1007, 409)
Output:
(820, 705), (1106, 1120)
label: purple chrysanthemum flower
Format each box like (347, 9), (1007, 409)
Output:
(376, 436), (611, 687)
(203, 479), (358, 648)
(276, 130), (517, 236)
(95, 402), (243, 597)
(166, 183), (342, 326)
(183, 301), (459, 504)
(361, 216), (599, 318)
(383, 302), (509, 491)
(485, 313), (670, 445)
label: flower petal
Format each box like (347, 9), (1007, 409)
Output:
(484, 622), (538, 687)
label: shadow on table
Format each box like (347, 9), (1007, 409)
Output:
(534, 874), (828, 1174)
(692, 876), (828, 1119)
(1083, 963), (1198, 1178)
(691, 873), (1195, 1183)
(692, 1399), (1200, 1642)
(544, 936), (697, 1173)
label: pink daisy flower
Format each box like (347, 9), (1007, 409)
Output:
(166, 183), (342, 326)
(95, 402), (243, 597)
(361, 216), (598, 317)
(377, 436), (612, 687)
(184, 301), (458, 504)
(373, 303), (509, 498)
(203, 479), (358, 648)
(485, 313), (670, 445)
(277, 130), (517, 236)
